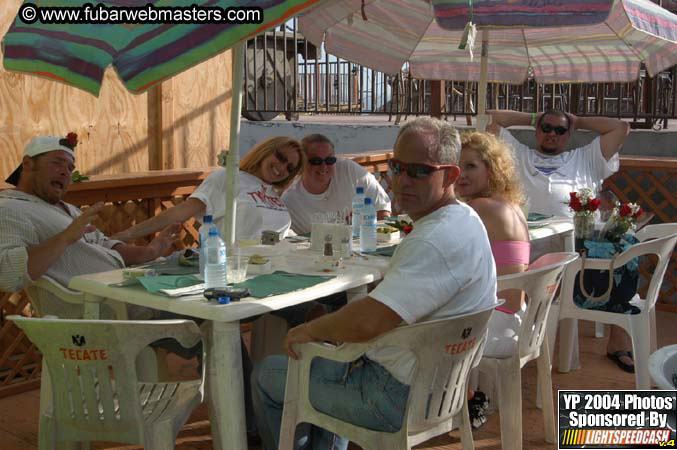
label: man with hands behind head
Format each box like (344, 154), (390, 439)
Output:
(486, 109), (629, 217)
(486, 110), (635, 373)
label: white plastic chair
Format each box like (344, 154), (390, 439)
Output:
(25, 275), (128, 320)
(649, 344), (677, 390)
(279, 304), (496, 450)
(479, 252), (578, 450)
(9, 316), (204, 450)
(558, 230), (677, 389)
(585, 225), (677, 345)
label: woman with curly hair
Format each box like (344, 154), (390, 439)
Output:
(456, 131), (530, 426)
(113, 136), (304, 243)
(457, 131), (530, 301)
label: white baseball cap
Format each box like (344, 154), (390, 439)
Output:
(5, 135), (76, 186)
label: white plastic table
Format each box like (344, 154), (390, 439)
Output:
(69, 252), (382, 450)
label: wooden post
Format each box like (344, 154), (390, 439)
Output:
(430, 80), (445, 118)
(146, 81), (174, 171)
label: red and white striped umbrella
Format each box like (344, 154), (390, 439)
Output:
(299, 0), (677, 129)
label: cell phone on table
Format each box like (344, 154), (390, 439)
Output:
(203, 287), (251, 304)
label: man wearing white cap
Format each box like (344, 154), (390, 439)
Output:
(0, 133), (179, 318)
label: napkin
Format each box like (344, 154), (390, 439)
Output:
(137, 275), (203, 294)
(527, 213), (554, 222)
(233, 271), (332, 298)
(363, 245), (398, 257)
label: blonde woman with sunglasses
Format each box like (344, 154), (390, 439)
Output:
(113, 136), (304, 243)
(282, 134), (391, 235)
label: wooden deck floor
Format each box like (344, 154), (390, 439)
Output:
(2, 313), (675, 450)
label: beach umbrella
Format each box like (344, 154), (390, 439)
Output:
(2, 0), (323, 247)
(299, 0), (677, 130)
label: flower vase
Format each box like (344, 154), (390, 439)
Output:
(574, 213), (595, 239)
(574, 213), (595, 251)
(605, 223), (630, 243)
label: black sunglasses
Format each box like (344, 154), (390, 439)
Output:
(308, 156), (337, 166)
(388, 159), (453, 179)
(540, 123), (569, 136)
(273, 150), (299, 174)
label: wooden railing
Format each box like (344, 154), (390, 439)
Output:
(1, 154), (675, 397)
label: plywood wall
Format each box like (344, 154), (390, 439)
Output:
(0, 0), (232, 179)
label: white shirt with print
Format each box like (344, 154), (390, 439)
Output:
(282, 159), (391, 234)
(499, 128), (619, 217)
(367, 203), (497, 384)
(189, 169), (291, 240)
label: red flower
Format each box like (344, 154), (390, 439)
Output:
(632, 206), (643, 219)
(588, 198), (601, 212)
(402, 225), (413, 235)
(66, 132), (78, 148)
(569, 196), (583, 212)
(619, 204), (632, 217)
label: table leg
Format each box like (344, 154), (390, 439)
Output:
(82, 293), (101, 319)
(204, 320), (247, 450)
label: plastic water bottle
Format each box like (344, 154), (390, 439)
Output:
(204, 227), (228, 289)
(198, 215), (214, 278)
(351, 186), (366, 238)
(360, 197), (377, 252)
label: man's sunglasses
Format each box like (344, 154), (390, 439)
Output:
(388, 159), (453, 179)
(540, 123), (569, 136)
(308, 156), (337, 166)
(273, 150), (299, 174)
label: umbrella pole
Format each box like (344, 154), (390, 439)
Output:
(476, 30), (490, 132)
(224, 42), (245, 250)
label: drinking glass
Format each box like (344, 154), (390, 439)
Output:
(226, 255), (249, 284)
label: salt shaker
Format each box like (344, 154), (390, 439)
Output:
(340, 236), (351, 259)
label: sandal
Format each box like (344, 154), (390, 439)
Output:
(468, 390), (489, 429)
(606, 350), (635, 373)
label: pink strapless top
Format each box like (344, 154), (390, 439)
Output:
(490, 240), (530, 267)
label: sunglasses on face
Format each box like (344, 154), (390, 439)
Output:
(388, 159), (453, 179)
(273, 150), (299, 174)
(540, 123), (569, 136)
(308, 156), (338, 166)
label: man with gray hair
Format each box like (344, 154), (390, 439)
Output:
(251, 117), (497, 450)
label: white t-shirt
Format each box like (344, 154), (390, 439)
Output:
(367, 202), (498, 384)
(282, 159), (391, 234)
(499, 128), (619, 217)
(189, 169), (291, 240)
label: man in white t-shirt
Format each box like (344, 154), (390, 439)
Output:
(282, 134), (391, 235)
(486, 109), (629, 217)
(487, 109), (634, 373)
(252, 118), (497, 450)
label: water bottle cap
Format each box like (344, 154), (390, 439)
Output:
(364, 197), (372, 205)
(356, 186), (364, 194)
(208, 227), (220, 236)
(203, 215), (213, 223)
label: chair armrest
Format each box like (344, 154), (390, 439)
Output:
(35, 275), (84, 304)
(294, 341), (373, 363)
(111, 319), (203, 357)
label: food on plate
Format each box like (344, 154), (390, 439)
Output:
(384, 219), (413, 234)
(376, 226), (399, 234)
(249, 254), (270, 265)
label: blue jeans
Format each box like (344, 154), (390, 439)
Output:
(251, 355), (410, 450)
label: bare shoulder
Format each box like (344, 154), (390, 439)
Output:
(466, 198), (528, 241)
(466, 197), (508, 219)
